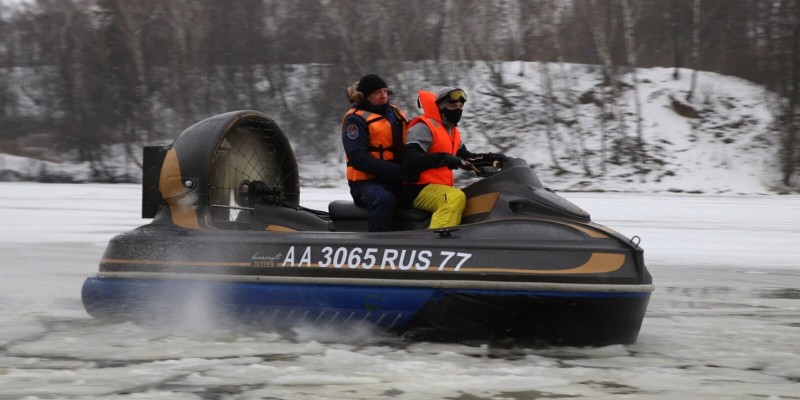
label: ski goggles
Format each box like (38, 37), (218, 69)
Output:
(438, 89), (467, 104)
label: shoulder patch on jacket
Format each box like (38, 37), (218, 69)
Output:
(346, 124), (359, 140)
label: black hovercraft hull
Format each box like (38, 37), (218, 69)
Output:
(82, 217), (652, 346)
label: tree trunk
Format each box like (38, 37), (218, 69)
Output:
(539, 62), (563, 172)
(109, 0), (153, 143)
(781, 0), (800, 185)
(671, 0), (683, 79)
(687, 0), (701, 102)
(588, 0), (616, 174)
(550, 0), (592, 176)
(622, 0), (644, 164)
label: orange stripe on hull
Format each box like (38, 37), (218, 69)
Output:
(101, 252), (624, 275)
(452, 252), (625, 274)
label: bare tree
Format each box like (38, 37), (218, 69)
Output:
(26, 0), (123, 178)
(0, 15), (9, 119)
(621, 0), (644, 163)
(671, 0), (683, 79)
(539, 62), (563, 171)
(438, 0), (468, 61)
(687, 0), (701, 102)
(528, 0), (565, 172)
(550, 1), (593, 176)
(164, 1), (211, 128)
(775, 0), (800, 185)
(586, 0), (618, 174)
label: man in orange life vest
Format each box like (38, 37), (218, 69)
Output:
(401, 87), (508, 229)
(342, 74), (409, 231)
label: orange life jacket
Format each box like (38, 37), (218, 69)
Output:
(407, 91), (461, 186)
(344, 105), (408, 182)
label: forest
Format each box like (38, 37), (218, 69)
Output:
(0, 0), (798, 186)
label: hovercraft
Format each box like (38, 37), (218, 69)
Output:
(81, 110), (653, 346)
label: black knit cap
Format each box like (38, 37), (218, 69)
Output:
(357, 74), (392, 96)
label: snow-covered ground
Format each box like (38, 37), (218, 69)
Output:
(446, 65), (784, 194)
(0, 182), (798, 399)
(2, 64), (793, 194)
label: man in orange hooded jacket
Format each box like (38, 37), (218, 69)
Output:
(401, 87), (508, 229)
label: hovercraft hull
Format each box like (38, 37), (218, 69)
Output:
(82, 217), (652, 346)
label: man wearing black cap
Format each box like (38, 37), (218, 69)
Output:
(401, 87), (509, 229)
(341, 74), (409, 231)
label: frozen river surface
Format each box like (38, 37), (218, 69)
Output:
(0, 182), (798, 399)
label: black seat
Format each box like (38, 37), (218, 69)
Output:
(328, 200), (430, 231)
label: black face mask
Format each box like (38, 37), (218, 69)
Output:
(363, 101), (388, 115)
(441, 108), (462, 125)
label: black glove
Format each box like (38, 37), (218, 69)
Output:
(477, 165), (499, 177)
(484, 153), (510, 167)
(438, 153), (463, 170)
(465, 153), (506, 166)
(403, 145), (458, 182)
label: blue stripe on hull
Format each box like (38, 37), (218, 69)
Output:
(81, 277), (650, 344)
(81, 277), (435, 330)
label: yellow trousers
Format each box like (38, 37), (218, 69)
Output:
(412, 184), (466, 229)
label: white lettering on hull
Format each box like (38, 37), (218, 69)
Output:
(273, 246), (471, 272)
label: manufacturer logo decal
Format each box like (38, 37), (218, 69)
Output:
(250, 251), (284, 268)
